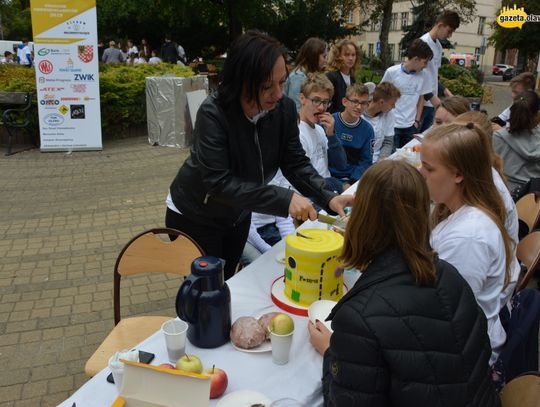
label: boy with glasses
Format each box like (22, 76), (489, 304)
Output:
(329, 84), (375, 184)
(381, 39), (433, 149)
(298, 73), (347, 193)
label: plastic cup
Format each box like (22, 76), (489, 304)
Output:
(161, 319), (188, 363)
(269, 329), (294, 365)
(108, 349), (139, 393)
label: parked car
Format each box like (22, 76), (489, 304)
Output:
(493, 64), (514, 75)
(502, 68), (515, 81)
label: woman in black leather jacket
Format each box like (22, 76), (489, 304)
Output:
(308, 160), (500, 407)
(166, 31), (353, 279)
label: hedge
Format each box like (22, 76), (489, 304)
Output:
(0, 63), (194, 136)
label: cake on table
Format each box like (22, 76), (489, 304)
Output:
(284, 229), (344, 306)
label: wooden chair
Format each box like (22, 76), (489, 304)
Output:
(516, 193), (540, 236)
(84, 228), (203, 377)
(516, 231), (540, 292)
(500, 372), (540, 407)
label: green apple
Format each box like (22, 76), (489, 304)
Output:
(269, 313), (294, 335)
(176, 354), (203, 374)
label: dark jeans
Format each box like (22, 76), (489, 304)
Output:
(257, 223), (282, 247)
(419, 106), (435, 133)
(165, 208), (251, 280)
(394, 125), (418, 149)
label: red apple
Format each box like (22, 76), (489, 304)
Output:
(159, 363), (175, 369)
(203, 365), (228, 399)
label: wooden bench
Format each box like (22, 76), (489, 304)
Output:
(0, 91), (34, 155)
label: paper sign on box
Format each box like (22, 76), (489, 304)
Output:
(111, 360), (210, 407)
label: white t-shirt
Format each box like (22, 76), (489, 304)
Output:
(128, 46), (138, 55)
(363, 110), (395, 162)
(18, 45), (31, 65)
(431, 205), (506, 365)
(149, 57), (162, 64)
(498, 106), (511, 128)
(340, 72), (351, 87)
(298, 121), (330, 178)
(420, 33), (443, 108)
(492, 168), (520, 308)
(381, 64), (431, 128)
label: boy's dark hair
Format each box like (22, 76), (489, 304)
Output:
(218, 30), (288, 109)
(436, 10), (460, 30)
(510, 72), (536, 91)
(295, 37), (326, 73)
(407, 39), (433, 60)
(4, 51), (12, 57)
(509, 90), (540, 134)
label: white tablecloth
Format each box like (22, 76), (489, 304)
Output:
(58, 220), (360, 407)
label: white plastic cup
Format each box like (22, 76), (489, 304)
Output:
(161, 319), (188, 363)
(108, 349), (139, 393)
(269, 330), (294, 365)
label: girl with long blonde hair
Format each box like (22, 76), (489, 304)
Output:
(326, 39), (360, 113)
(421, 122), (514, 365)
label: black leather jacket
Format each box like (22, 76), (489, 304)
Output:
(169, 94), (337, 227)
(323, 250), (501, 407)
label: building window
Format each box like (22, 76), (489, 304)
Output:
(389, 44), (395, 62)
(401, 12), (409, 29)
(348, 10), (354, 24)
(474, 47), (480, 63)
(391, 13), (398, 31)
(368, 43), (374, 57)
(477, 17), (486, 35)
(370, 19), (377, 32)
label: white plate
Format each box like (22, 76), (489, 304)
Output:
(275, 250), (286, 264)
(308, 300), (337, 332)
(217, 389), (272, 407)
(231, 339), (271, 353)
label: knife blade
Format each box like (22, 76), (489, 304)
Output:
(317, 213), (339, 225)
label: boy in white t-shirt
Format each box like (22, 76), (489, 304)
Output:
(298, 73), (346, 193)
(362, 82), (401, 162)
(419, 10), (460, 132)
(381, 39), (433, 148)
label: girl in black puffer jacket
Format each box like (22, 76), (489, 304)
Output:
(308, 160), (500, 407)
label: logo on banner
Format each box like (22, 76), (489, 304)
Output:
(70, 105), (86, 119)
(65, 20), (90, 35)
(39, 60), (53, 75)
(37, 48), (50, 56)
(59, 58), (82, 73)
(43, 113), (64, 126)
(77, 45), (94, 63)
(40, 94), (60, 106)
(83, 96), (96, 101)
(74, 73), (95, 81)
(37, 48), (70, 56)
(61, 97), (80, 101)
(58, 105), (69, 115)
(71, 84), (87, 93)
(39, 87), (64, 92)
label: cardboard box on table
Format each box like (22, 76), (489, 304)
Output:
(111, 360), (210, 407)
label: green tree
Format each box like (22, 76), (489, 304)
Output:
(400, 0), (476, 53)
(360, 0), (394, 69)
(490, 0), (540, 71)
(0, 0), (32, 40)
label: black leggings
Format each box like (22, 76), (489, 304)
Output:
(165, 208), (251, 280)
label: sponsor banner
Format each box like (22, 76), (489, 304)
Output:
(31, 0), (102, 151)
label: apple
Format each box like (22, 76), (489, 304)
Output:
(159, 363), (175, 369)
(203, 365), (228, 399)
(176, 354), (203, 374)
(269, 313), (294, 335)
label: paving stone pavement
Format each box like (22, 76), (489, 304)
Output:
(0, 137), (189, 406)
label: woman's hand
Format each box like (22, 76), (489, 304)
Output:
(328, 194), (354, 217)
(308, 320), (332, 355)
(289, 193), (317, 221)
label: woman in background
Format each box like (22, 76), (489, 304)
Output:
(308, 160), (499, 407)
(284, 37), (328, 111)
(326, 39), (360, 113)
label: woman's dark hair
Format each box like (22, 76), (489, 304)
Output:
(509, 90), (540, 134)
(295, 37), (326, 73)
(217, 30), (288, 109)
